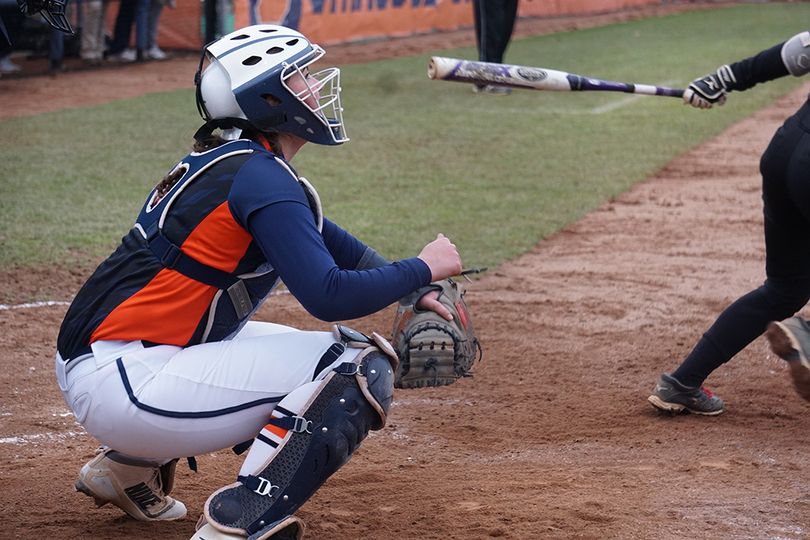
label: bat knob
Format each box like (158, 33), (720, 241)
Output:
(427, 57), (437, 80)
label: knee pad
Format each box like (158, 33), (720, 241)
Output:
(203, 347), (395, 538)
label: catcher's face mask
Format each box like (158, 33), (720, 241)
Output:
(18, 0), (74, 34)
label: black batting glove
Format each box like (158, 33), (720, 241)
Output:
(682, 64), (736, 109)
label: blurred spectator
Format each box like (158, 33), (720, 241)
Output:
(107, 0), (149, 62)
(0, 0), (24, 73)
(249, 0), (261, 25)
(81, 0), (109, 65)
(144, 0), (174, 60)
(48, 21), (64, 73)
(203, 0), (217, 43)
(1, 10), (10, 53)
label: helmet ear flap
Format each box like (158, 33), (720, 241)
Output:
(194, 51), (212, 122)
(193, 51), (216, 142)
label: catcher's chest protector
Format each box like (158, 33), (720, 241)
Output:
(134, 140), (323, 343)
(137, 141), (259, 322)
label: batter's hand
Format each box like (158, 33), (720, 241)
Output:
(418, 233), (462, 282)
(683, 65), (736, 109)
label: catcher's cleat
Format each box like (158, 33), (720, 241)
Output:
(766, 317), (810, 403)
(75, 446), (186, 521)
(648, 373), (724, 416)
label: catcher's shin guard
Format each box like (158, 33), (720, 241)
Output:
(191, 516), (304, 540)
(203, 347), (395, 539)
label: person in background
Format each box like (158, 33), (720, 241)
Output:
(249, 0), (261, 25)
(472, 0), (518, 95)
(144, 0), (173, 60)
(47, 19), (63, 73)
(107, 0), (148, 62)
(80, 0), (108, 65)
(0, 0), (25, 72)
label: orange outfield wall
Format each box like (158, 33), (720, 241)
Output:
(231, 0), (663, 47)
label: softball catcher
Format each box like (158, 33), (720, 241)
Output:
(55, 24), (463, 540)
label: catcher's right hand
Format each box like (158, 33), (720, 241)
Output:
(391, 279), (482, 389)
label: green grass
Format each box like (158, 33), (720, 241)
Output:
(1, 2), (808, 272)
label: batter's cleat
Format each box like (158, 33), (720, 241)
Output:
(766, 317), (810, 403)
(75, 446), (187, 521)
(648, 373), (724, 416)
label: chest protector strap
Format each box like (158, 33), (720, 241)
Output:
(147, 231), (253, 319)
(140, 141), (257, 319)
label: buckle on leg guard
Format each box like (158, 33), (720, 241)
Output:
(239, 475), (281, 498)
(333, 362), (359, 376)
(266, 415), (312, 434)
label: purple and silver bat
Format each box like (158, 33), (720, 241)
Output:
(428, 57), (684, 98)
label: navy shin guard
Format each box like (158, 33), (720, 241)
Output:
(204, 349), (394, 538)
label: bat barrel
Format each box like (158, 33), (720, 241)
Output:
(427, 57), (455, 81)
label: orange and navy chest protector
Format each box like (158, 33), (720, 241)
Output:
(57, 140), (319, 361)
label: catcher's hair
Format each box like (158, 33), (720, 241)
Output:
(191, 131), (283, 155)
(155, 131), (284, 195)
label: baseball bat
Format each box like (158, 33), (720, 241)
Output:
(428, 57), (684, 98)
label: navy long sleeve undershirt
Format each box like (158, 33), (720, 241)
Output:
(248, 202), (431, 321)
(728, 42), (790, 91)
(227, 151), (432, 321)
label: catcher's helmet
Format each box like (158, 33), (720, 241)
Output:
(194, 24), (347, 146)
(18, 0), (73, 34)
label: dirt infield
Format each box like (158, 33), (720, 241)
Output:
(5, 4), (810, 540)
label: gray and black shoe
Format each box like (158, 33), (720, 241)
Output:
(648, 373), (724, 416)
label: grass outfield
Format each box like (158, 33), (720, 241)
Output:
(1, 2), (809, 271)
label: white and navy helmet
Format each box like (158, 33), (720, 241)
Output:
(194, 24), (348, 146)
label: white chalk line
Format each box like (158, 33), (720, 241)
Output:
(0, 431), (87, 445)
(0, 300), (71, 311)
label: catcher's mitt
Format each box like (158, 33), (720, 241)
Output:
(392, 279), (482, 388)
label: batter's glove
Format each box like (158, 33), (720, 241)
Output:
(682, 65), (736, 109)
(392, 278), (482, 389)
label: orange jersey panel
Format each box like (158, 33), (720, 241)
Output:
(91, 202), (255, 346)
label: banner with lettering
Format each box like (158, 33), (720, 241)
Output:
(232, 0), (660, 47)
